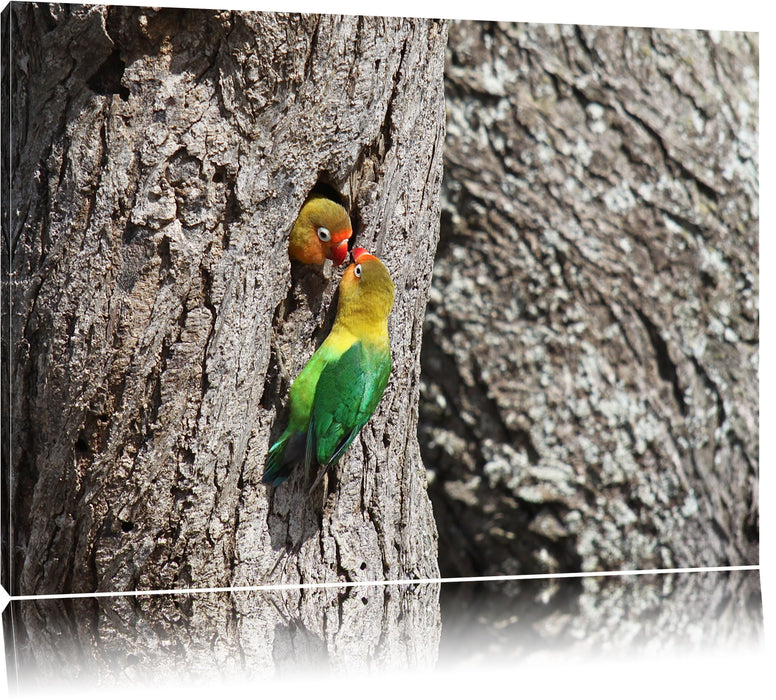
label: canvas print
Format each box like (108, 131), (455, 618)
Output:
(0, 1), (761, 690)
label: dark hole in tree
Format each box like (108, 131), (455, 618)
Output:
(699, 269), (717, 289)
(309, 180), (345, 206)
(74, 437), (90, 455)
(88, 49), (130, 101)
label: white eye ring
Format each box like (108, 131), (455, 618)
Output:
(354, 264), (362, 278)
(317, 226), (331, 242)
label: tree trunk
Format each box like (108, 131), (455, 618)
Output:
(422, 21), (758, 578)
(2, 1), (444, 673)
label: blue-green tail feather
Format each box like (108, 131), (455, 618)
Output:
(262, 430), (307, 486)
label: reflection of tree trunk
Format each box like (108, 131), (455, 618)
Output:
(4, 571), (759, 688)
(4, 582), (441, 687)
(3, 4), (444, 597)
(422, 22), (759, 577)
(438, 569), (762, 663)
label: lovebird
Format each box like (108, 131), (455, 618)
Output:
(288, 195), (352, 266)
(263, 247), (395, 487)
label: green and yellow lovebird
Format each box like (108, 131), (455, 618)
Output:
(263, 247), (395, 487)
(288, 195), (352, 266)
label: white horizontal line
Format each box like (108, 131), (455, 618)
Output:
(2, 564), (760, 604)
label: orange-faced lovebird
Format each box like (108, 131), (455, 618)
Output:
(288, 195), (352, 266)
(263, 247), (395, 487)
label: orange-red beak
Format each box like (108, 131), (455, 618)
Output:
(329, 239), (349, 266)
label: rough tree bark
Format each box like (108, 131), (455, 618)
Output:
(422, 22), (758, 578)
(2, 2), (444, 677)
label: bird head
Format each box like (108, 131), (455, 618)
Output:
(337, 247), (395, 323)
(289, 196), (352, 266)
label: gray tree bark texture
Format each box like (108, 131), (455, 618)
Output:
(421, 21), (758, 579)
(2, 2), (445, 666)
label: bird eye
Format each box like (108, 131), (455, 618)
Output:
(354, 264), (362, 278)
(317, 226), (331, 242)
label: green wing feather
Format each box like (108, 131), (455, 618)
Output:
(311, 341), (391, 468)
(263, 339), (390, 488)
(261, 343), (336, 486)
